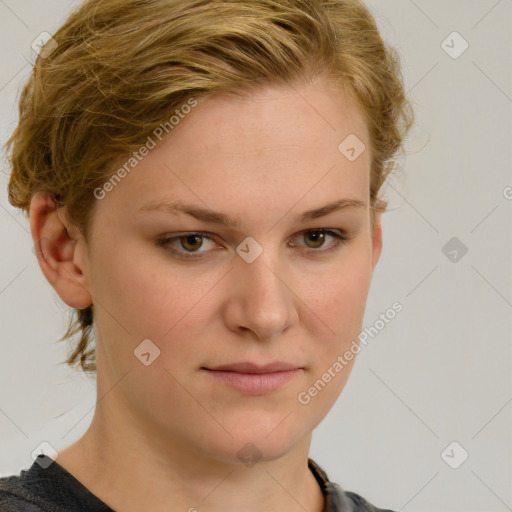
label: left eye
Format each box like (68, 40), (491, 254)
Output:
(156, 229), (348, 258)
(290, 229), (347, 250)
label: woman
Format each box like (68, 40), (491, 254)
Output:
(0, 0), (414, 510)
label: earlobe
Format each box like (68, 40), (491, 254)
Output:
(30, 191), (92, 309)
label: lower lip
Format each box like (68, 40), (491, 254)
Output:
(203, 369), (302, 395)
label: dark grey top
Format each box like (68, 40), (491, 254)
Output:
(0, 455), (395, 511)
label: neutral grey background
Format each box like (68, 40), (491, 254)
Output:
(1, 1), (511, 511)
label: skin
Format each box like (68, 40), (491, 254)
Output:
(30, 78), (382, 512)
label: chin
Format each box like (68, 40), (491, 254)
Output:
(210, 438), (298, 467)
(202, 419), (307, 467)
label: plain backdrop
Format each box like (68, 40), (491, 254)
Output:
(1, 1), (511, 511)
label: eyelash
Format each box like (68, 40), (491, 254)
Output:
(156, 229), (349, 260)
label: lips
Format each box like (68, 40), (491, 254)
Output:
(204, 361), (301, 373)
(201, 361), (303, 395)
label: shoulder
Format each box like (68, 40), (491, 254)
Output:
(345, 490), (396, 512)
(307, 458), (395, 512)
(0, 474), (49, 512)
(0, 455), (114, 512)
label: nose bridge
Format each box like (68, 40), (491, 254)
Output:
(231, 242), (296, 338)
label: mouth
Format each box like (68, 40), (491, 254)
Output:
(201, 361), (304, 395)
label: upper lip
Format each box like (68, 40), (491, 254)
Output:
(204, 362), (301, 374)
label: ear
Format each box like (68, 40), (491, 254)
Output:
(29, 191), (92, 309)
(371, 201), (385, 270)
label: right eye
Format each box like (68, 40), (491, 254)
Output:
(156, 232), (220, 258)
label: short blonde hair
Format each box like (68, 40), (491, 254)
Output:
(5, 0), (414, 375)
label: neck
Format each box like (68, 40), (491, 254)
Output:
(58, 404), (325, 512)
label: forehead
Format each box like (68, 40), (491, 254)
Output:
(178, 82), (369, 160)
(100, 81), (371, 219)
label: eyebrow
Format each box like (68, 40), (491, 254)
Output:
(137, 198), (367, 228)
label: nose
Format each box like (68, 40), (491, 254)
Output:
(221, 250), (299, 341)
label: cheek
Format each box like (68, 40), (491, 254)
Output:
(314, 242), (373, 319)
(305, 242), (373, 361)
(299, 261), (371, 414)
(89, 236), (193, 325)
(88, 237), (232, 374)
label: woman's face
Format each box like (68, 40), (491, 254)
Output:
(82, 80), (382, 464)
